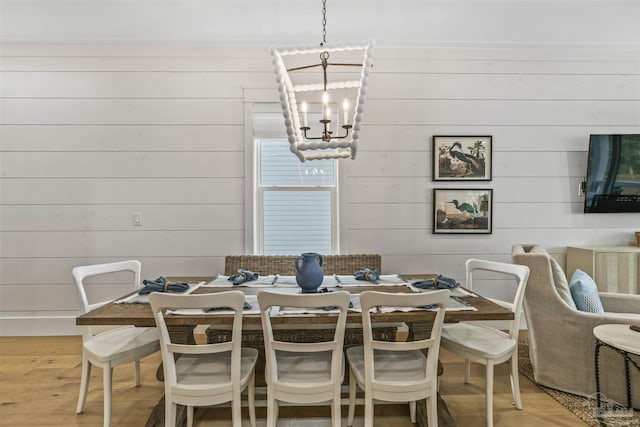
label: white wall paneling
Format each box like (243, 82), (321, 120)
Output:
(0, 99), (243, 125)
(1, 152), (245, 177)
(0, 125), (245, 151)
(0, 178), (244, 206)
(0, 204), (244, 231)
(1, 34), (639, 335)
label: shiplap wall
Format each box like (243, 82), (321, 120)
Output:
(0, 43), (639, 335)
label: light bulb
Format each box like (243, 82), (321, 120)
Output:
(323, 105), (331, 121)
(342, 99), (350, 125)
(300, 101), (308, 127)
(322, 91), (329, 105)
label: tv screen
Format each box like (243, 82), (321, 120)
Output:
(584, 134), (640, 213)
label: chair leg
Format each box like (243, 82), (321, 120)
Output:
(347, 370), (356, 427)
(510, 351), (523, 410)
(332, 387), (342, 427)
(427, 394), (438, 427)
(248, 374), (256, 427)
(364, 394), (374, 427)
(187, 406), (194, 427)
(165, 399), (177, 427)
(134, 359), (141, 387)
(409, 401), (416, 423)
(266, 392), (277, 427)
(485, 362), (494, 427)
(103, 365), (113, 427)
(76, 355), (91, 414)
(232, 389), (241, 427)
(464, 358), (471, 384)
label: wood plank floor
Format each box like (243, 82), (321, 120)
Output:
(0, 335), (587, 426)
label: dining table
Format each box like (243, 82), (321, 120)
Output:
(76, 274), (514, 427)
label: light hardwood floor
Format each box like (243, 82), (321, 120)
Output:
(0, 335), (587, 426)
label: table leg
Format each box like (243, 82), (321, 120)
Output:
(594, 338), (640, 426)
(624, 356), (632, 408)
(594, 339), (605, 427)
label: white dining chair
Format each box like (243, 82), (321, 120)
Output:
(258, 290), (351, 427)
(73, 260), (160, 427)
(150, 290), (258, 427)
(440, 259), (530, 427)
(346, 289), (450, 427)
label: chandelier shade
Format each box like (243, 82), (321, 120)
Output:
(271, 39), (375, 162)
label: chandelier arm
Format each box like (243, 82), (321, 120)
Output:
(288, 62), (363, 73)
(287, 63), (324, 72)
(326, 63), (364, 67)
(302, 125), (352, 142)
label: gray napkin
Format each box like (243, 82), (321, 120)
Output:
(138, 277), (190, 295)
(354, 268), (380, 282)
(228, 269), (259, 285)
(412, 275), (459, 290)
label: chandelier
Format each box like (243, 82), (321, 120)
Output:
(271, 0), (374, 162)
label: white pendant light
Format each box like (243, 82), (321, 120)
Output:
(271, 0), (374, 162)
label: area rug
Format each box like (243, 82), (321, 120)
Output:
(518, 337), (640, 427)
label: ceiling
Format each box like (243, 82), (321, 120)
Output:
(1, 0), (639, 48)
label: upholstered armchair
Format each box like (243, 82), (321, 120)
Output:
(511, 244), (640, 408)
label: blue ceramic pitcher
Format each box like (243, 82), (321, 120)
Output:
(295, 252), (324, 293)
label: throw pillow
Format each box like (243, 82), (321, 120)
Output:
(569, 269), (604, 313)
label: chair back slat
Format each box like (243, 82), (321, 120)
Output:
(150, 291), (245, 387)
(72, 260), (142, 340)
(258, 290), (351, 389)
(465, 258), (530, 338)
(359, 290), (450, 385)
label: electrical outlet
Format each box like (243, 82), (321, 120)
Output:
(133, 212), (142, 226)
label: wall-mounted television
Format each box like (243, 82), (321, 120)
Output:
(583, 134), (640, 213)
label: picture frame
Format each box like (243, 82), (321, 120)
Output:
(432, 135), (492, 181)
(433, 188), (493, 234)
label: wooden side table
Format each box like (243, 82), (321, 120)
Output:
(593, 324), (640, 426)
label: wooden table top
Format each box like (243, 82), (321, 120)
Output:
(76, 275), (514, 328)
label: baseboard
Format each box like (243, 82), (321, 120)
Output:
(0, 316), (81, 336)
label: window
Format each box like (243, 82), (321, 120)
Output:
(255, 138), (338, 255)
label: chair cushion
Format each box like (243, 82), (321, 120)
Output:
(569, 269), (604, 313)
(604, 312), (640, 321)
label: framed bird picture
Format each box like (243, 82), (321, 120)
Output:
(433, 188), (493, 234)
(432, 135), (492, 181)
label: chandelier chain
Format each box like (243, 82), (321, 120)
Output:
(321, 0), (327, 46)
